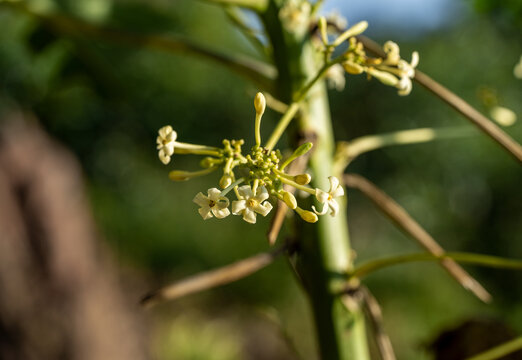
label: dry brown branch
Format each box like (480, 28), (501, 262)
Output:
(344, 173), (492, 303)
(141, 244), (290, 308)
(358, 35), (522, 164)
(360, 287), (396, 360)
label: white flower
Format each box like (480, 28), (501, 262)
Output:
(156, 125), (177, 165)
(313, 176), (344, 216)
(326, 64), (346, 91)
(232, 185), (273, 224)
(396, 52), (419, 96)
(193, 188), (230, 220)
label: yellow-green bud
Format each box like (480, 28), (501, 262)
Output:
(254, 92), (266, 116)
(318, 16), (328, 45)
(294, 173), (311, 185)
(332, 21), (368, 47)
(367, 68), (399, 86)
(168, 170), (191, 181)
(200, 157), (215, 168)
(343, 61), (364, 75)
(219, 174), (233, 189)
(296, 207), (318, 223)
(294, 142), (313, 156)
(282, 191), (297, 209)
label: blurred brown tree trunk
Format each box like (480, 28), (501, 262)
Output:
(0, 113), (147, 360)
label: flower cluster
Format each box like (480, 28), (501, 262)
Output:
(156, 93), (344, 224)
(318, 17), (419, 96)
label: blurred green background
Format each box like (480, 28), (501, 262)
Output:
(0, 0), (521, 359)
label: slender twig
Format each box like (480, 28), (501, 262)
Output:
(267, 138), (312, 245)
(344, 174), (492, 303)
(3, 2), (276, 90)
(465, 336), (522, 360)
(352, 252), (522, 279)
(333, 126), (474, 173)
(141, 243), (290, 308)
(199, 0), (268, 12)
(358, 35), (522, 164)
(360, 287), (396, 360)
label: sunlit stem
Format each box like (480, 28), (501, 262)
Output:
(252, 179), (259, 194)
(255, 112), (263, 147)
(168, 166), (218, 181)
(351, 252), (522, 279)
(280, 142), (313, 170)
(465, 336), (522, 360)
(174, 142), (222, 156)
(220, 177), (245, 196)
(279, 175), (315, 195)
(265, 58), (343, 151)
(334, 126), (475, 174)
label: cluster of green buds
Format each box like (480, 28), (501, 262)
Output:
(156, 93), (344, 224)
(318, 16), (419, 96)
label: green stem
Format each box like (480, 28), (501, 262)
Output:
(200, 0), (268, 12)
(466, 337), (522, 360)
(352, 252), (522, 279)
(261, 2), (370, 359)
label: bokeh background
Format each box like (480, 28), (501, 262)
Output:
(0, 0), (521, 359)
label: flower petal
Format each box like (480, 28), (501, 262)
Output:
(193, 192), (209, 207)
(198, 206), (213, 220)
(253, 201), (273, 217)
(315, 189), (329, 203)
(159, 150), (171, 165)
(207, 188), (222, 200)
(312, 203), (329, 215)
(254, 186), (269, 202)
(242, 208), (257, 224)
(328, 199), (339, 217)
(232, 200), (247, 215)
(237, 185), (254, 199)
(328, 176), (340, 193)
(212, 206), (230, 219)
(331, 185), (344, 198)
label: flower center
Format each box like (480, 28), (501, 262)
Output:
(208, 200), (216, 207)
(328, 194), (333, 201)
(247, 199), (258, 208)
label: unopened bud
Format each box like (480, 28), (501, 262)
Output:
(367, 68), (399, 86)
(282, 191), (297, 209)
(200, 157), (215, 168)
(254, 92), (266, 116)
(168, 170), (191, 181)
(294, 173), (311, 185)
(332, 21), (368, 47)
(343, 61), (364, 75)
(219, 174), (233, 189)
(318, 16), (328, 45)
(296, 207), (318, 223)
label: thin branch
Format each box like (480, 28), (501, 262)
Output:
(199, 0), (268, 12)
(267, 137), (312, 245)
(358, 35), (522, 164)
(465, 336), (522, 360)
(4, 2), (276, 90)
(344, 173), (492, 303)
(141, 243), (290, 308)
(333, 126), (474, 173)
(352, 252), (522, 279)
(360, 287), (396, 360)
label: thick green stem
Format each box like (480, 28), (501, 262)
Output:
(262, 2), (369, 359)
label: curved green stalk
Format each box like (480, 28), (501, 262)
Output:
(465, 337), (522, 360)
(351, 252), (522, 279)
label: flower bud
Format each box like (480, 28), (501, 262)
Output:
(282, 191), (297, 209)
(219, 174), (233, 189)
(254, 92), (266, 116)
(367, 68), (399, 86)
(168, 170), (191, 181)
(343, 61), (364, 75)
(294, 173), (311, 185)
(332, 21), (368, 47)
(295, 207), (318, 223)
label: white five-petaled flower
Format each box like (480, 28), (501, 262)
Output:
(156, 125), (177, 165)
(313, 176), (344, 216)
(193, 188), (230, 220)
(232, 185), (273, 224)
